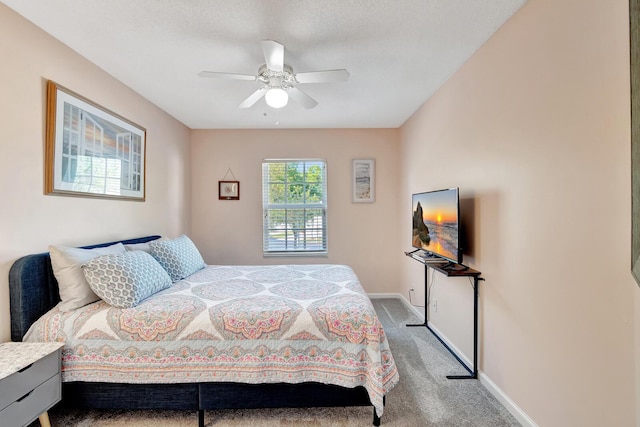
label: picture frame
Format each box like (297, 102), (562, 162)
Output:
(632, 0), (640, 287)
(45, 80), (146, 201)
(219, 180), (240, 200)
(352, 159), (375, 203)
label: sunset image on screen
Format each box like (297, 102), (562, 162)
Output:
(415, 191), (457, 225)
(412, 189), (459, 262)
(425, 208), (456, 225)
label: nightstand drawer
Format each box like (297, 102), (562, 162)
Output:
(0, 374), (61, 427)
(0, 350), (59, 411)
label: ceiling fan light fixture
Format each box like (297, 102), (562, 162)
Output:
(265, 87), (288, 108)
(199, 40), (348, 110)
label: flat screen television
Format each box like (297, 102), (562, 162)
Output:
(412, 188), (462, 264)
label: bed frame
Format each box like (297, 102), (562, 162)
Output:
(9, 236), (382, 426)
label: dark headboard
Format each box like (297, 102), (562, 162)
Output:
(9, 235), (161, 342)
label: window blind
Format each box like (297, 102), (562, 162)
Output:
(262, 159), (327, 255)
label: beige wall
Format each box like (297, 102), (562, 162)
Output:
(400, 0), (637, 425)
(2, 0), (639, 425)
(0, 5), (192, 342)
(190, 129), (400, 294)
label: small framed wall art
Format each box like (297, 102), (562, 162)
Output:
(352, 159), (375, 203)
(219, 180), (240, 200)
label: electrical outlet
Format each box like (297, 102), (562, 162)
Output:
(433, 300), (438, 313)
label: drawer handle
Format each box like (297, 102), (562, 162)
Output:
(16, 390), (33, 402)
(18, 363), (33, 373)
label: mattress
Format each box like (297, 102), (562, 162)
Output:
(24, 264), (398, 415)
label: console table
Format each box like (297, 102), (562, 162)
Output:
(405, 251), (483, 379)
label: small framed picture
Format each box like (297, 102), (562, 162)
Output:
(352, 159), (375, 203)
(218, 180), (239, 200)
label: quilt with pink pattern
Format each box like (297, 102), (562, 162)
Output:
(24, 264), (399, 415)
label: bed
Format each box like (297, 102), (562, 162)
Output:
(9, 235), (398, 426)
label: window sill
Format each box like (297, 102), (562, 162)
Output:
(263, 251), (328, 258)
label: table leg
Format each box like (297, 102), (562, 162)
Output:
(39, 412), (52, 427)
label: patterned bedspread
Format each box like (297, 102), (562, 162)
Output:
(24, 264), (398, 415)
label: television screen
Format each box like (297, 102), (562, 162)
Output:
(412, 188), (462, 264)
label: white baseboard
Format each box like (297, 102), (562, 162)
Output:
(368, 293), (537, 427)
(479, 372), (538, 427)
(368, 292), (403, 299)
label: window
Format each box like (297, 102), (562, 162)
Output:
(262, 159), (327, 255)
(61, 107), (142, 194)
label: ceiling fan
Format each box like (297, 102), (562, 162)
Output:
(198, 40), (349, 109)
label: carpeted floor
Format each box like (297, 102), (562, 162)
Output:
(41, 298), (520, 426)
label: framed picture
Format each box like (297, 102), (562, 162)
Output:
(632, 0), (640, 287)
(219, 180), (240, 200)
(352, 159), (375, 203)
(45, 81), (146, 201)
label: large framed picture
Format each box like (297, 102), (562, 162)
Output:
(632, 0), (640, 287)
(352, 159), (375, 203)
(45, 81), (146, 201)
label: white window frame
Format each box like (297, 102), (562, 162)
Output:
(262, 159), (328, 256)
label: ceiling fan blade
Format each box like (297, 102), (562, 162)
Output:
(238, 87), (268, 109)
(287, 86), (318, 109)
(295, 69), (350, 84)
(198, 71), (256, 81)
(261, 40), (284, 72)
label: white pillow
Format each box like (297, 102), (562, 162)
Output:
(124, 237), (165, 253)
(83, 251), (172, 308)
(124, 242), (152, 253)
(49, 243), (126, 312)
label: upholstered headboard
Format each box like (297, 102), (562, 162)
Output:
(8, 235), (161, 342)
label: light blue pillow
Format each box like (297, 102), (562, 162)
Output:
(149, 235), (205, 281)
(82, 251), (172, 308)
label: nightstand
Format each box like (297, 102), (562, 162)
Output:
(0, 342), (64, 427)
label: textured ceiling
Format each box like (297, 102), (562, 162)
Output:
(2, 0), (527, 129)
